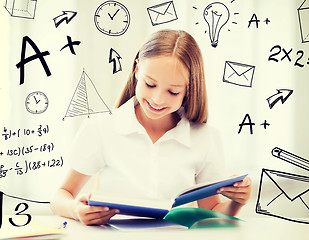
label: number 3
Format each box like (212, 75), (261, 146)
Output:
(9, 203), (32, 227)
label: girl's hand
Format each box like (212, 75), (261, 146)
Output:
(73, 195), (119, 226)
(217, 176), (252, 205)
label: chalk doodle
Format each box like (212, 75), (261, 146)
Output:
(109, 48), (122, 74)
(256, 168), (309, 224)
(268, 44), (309, 68)
(298, 0), (309, 43)
(94, 1), (130, 36)
(4, 0), (37, 19)
(146, 1), (178, 26)
(266, 89), (293, 109)
(63, 69), (112, 120)
(25, 91), (49, 114)
(53, 11), (77, 28)
(223, 61), (256, 88)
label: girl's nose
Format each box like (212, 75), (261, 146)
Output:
(151, 90), (165, 105)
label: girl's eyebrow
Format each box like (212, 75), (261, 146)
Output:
(145, 75), (185, 88)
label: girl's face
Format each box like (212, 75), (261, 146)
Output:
(135, 56), (188, 123)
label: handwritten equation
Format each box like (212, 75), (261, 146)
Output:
(0, 157), (63, 178)
(3, 142), (54, 157)
(1, 125), (49, 141)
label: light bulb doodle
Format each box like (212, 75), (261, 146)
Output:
(203, 2), (230, 48)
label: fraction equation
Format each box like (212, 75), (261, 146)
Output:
(0, 157), (63, 178)
(1, 125), (49, 141)
(1, 142), (54, 157)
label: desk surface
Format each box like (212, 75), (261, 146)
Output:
(32, 215), (308, 240)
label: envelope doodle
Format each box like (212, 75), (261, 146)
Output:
(298, 0), (309, 43)
(147, 1), (178, 26)
(223, 61), (255, 87)
(256, 169), (309, 224)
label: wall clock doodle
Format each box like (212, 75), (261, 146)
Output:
(25, 91), (49, 114)
(94, 1), (130, 36)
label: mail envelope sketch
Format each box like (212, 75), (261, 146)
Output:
(223, 61), (255, 87)
(256, 168), (309, 224)
(147, 1), (178, 26)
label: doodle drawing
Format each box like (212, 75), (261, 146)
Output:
(272, 147), (309, 171)
(223, 61), (255, 87)
(63, 69), (112, 120)
(203, 2), (230, 48)
(147, 1), (178, 26)
(256, 168), (309, 224)
(266, 89), (293, 109)
(94, 1), (130, 37)
(298, 0), (309, 43)
(4, 0), (37, 19)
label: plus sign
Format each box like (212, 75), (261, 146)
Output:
(260, 120), (270, 129)
(0, 152), (3, 156)
(264, 18), (270, 24)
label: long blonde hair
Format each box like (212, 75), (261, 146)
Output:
(115, 29), (208, 124)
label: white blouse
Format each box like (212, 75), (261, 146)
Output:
(69, 97), (226, 201)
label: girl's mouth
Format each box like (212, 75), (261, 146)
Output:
(146, 100), (166, 112)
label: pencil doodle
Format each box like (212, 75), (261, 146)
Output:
(53, 11), (77, 28)
(63, 69), (112, 120)
(256, 168), (309, 224)
(0, 158), (63, 178)
(298, 0), (309, 43)
(60, 36), (81, 55)
(238, 114), (271, 134)
(147, 1), (178, 26)
(4, 0), (37, 19)
(223, 61), (255, 88)
(272, 147), (309, 171)
(0, 191), (50, 229)
(16, 36), (51, 85)
(94, 1), (130, 36)
(268, 44), (309, 68)
(1, 125), (49, 141)
(266, 89), (293, 109)
(25, 91), (49, 114)
(109, 48), (122, 74)
(248, 13), (270, 28)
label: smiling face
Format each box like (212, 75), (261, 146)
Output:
(135, 56), (188, 126)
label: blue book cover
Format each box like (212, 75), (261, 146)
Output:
(88, 174), (247, 219)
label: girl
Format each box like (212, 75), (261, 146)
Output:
(50, 29), (252, 226)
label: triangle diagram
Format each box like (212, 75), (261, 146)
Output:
(63, 69), (112, 119)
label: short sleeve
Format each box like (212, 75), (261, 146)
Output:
(195, 126), (227, 183)
(67, 118), (106, 176)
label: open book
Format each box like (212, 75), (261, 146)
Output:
(88, 174), (247, 219)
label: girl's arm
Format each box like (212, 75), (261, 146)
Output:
(50, 169), (119, 225)
(197, 176), (252, 217)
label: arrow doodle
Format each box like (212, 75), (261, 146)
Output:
(109, 48), (122, 74)
(53, 11), (77, 28)
(266, 89), (293, 109)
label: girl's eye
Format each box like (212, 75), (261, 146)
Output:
(145, 82), (155, 88)
(169, 90), (180, 96)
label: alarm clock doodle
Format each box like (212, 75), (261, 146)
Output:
(25, 91), (49, 114)
(94, 1), (130, 36)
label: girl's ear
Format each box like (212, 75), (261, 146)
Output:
(134, 59), (140, 77)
